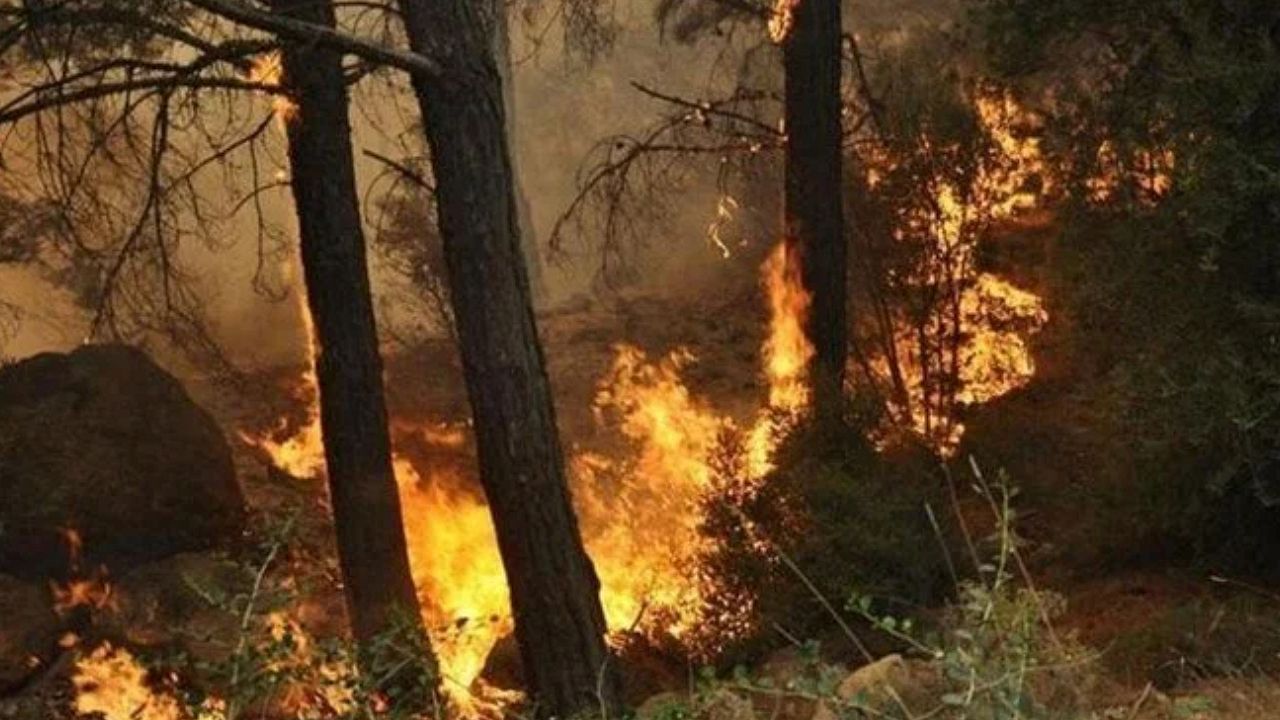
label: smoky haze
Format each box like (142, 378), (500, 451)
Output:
(0, 0), (956, 370)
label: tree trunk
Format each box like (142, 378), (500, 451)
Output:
(784, 0), (847, 400)
(396, 2), (622, 718)
(270, 0), (436, 684)
(492, 9), (548, 305)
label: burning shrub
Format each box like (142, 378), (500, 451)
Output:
(845, 37), (1053, 454)
(968, 0), (1280, 575)
(693, 416), (952, 663)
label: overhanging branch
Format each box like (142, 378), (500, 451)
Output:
(184, 0), (444, 79)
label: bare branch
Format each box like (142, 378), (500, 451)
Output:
(183, 0), (445, 79)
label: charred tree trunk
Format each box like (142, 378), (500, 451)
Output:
(270, 0), (436, 684)
(784, 0), (847, 401)
(396, 2), (622, 718)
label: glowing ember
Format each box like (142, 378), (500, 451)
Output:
(50, 528), (115, 616)
(707, 195), (740, 259)
(73, 643), (182, 720)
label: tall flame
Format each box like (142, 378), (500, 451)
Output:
(238, 239), (817, 702)
(760, 241), (814, 413)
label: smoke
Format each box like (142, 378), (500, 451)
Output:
(0, 0), (959, 370)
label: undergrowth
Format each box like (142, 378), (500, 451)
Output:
(666, 458), (1098, 720)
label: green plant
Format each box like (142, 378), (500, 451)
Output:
(150, 514), (442, 719)
(971, 0), (1280, 575)
(841, 462), (1095, 719)
(691, 415), (950, 662)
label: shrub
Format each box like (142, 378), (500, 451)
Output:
(692, 415), (952, 663)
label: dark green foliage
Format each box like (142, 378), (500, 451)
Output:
(971, 0), (1280, 573)
(693, 415), (951, 662)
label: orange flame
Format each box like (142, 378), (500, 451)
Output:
(862, 88), (1052, 451)
(768, 0), (801, 43)
(50, 528), (116, 616)
(1087, 141), (1174, 204)
(760, 241), (814, 414)
(246, 51), (299, 126)
(241, 238), (816, 701)
(72, 644), (182, 720)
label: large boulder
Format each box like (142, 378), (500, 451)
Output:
(0, 345), (245, 579)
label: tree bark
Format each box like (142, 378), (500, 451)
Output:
(784, 0), (847, 400)
(270, 0), (435, 679)
(492, 9), (548, 305)
(395, 2), (622, 718)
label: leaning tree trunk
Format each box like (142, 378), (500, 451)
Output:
(396, 2), (623, 718)
(783, 0), (847, 401)
(270, 0), (436, 686)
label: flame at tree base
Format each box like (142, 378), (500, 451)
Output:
(235, 240), (817, 704)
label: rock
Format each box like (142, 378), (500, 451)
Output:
(636, 692), (692, 720)
(833, 654), (942, 715)
(0, 344), (245, 579)
(835, 654), (906, 701)
(702, 689), (757, 720)
(757, 646), (823, 691)
(478, 630), (685, 704)
(744, 646), (846, 720)
(93, 553), (247, 665)
(0, 574), (61, 692)
(477, 631), (522, 692)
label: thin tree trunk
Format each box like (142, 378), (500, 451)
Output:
(395, 2), (622, 717)
(270, 0), (436, 684)
(784, 0), (847, 401)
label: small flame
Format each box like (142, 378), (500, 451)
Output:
(50, 527), (116, 616)
(707, 195), (740, 259)
(1087, 141), (1174, 204)
(247, 52), (299, 126)
(768, 0), (801, 43)
(52, 571), (114, 616)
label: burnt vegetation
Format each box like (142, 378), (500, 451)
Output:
(1, 0), (1280, 719)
